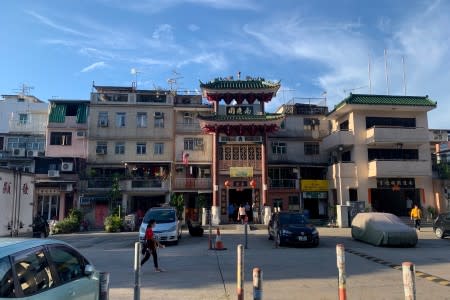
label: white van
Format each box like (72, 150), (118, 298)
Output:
(139, 207), (181, 245)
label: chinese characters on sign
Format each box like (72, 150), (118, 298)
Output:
(226, 106), (253, 116)
(376, 178), (415, 189)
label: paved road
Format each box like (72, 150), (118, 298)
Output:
(51, 227), (450, 300)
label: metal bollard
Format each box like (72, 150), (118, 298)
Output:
(253, 267), (262, 300)
(134, 242), (141, 300)
(402, 262), (416, 300)
(99, 271), (110, 300)
(244, 223), (248, 249)
(237, 244), (244, 300)
(336, 244), (346, 300)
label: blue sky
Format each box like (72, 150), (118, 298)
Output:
(1, 0), (449, 128)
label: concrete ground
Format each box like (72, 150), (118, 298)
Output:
(51, 226), (450, 300)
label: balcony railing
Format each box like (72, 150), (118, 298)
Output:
(48, 116), (88, 129)
(175, 122), (202, 133)
(269, 179), (298, 189)
(368, 159), (431, 177)
(366, 127), (429, 145)
(173, 177), (212, 190)
(218, 160), (262, 170)
(322, 130), (354, 151)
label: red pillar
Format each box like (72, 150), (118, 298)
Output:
(261, 132), (267, 206)
(212, 132), (218, 207)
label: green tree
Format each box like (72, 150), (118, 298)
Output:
(109, 174), (122, 216)
(170, 193), (185, 220)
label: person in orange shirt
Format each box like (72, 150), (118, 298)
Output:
(410, 204), (422, 231)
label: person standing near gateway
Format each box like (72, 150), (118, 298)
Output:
(410, 204), (422, 231)
(141, 219), (165, 272)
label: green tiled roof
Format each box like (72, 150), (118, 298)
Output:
(200, 77), (280, 90)
(198, 113), (284, 122)
(332, 93), (436, 112)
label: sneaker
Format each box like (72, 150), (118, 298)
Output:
(155, 268), (164, 272)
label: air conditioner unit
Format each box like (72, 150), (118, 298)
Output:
(96, 148), (106, 155)
(48, 170), (60, 177)
(154, 112), (163, 118)
(26, 150), (39, 157)
(99, 119), (108, 127)
(61, 162), (73, 172)
(61, 183), (73, 192)
(12, 148), (25, 157)
(76, 131), (86, 138)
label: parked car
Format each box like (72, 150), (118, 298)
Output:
(433, 212), (450, 239)
(0, 238), (100, 299)
(351, 212), (417, 247)
(139, 207), (181, 244)
(268, 212), (319, 247)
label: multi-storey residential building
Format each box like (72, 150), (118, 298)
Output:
(323, 94), (437, 227)
(82, 85), (175, 227)
(0, 93), (48, 236)
(198, 76), (284, 224)
(430, 128), (450, 212)
(268, 101), (329, 218)
(32, 100), (90, 222)
(172, 94), (213, 222)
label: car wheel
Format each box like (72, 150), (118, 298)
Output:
(435, 227), (445, 239)
(275, 232), (284, 247)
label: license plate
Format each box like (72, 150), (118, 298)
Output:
(298, 236), (307, 241)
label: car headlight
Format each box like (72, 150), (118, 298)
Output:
(281, 229), (292, 235)
(166, 225), (177, 232)
(311, 229), (318, 235)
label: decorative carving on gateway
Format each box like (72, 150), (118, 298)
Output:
(219, 145), (261, 161)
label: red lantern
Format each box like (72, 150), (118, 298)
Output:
(224, 180), (231, 188)
(249, 179), (256, 189)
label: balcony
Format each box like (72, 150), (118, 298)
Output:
(368, 160), (431, 177)
(328, 162), (357, 179)
(122, 178), (169, 191)
(48, 116), (88, 129)
(321, 130), (354, 151)
(366, 127), (429, 145)
(173, 177), (212, 190)
(219, 160), (262, 171)
(269, 179), (298, 190)
(175, 122), (202, 133)
(8, 115), (47, 134)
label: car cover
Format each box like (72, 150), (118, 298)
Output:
(351, 212), (417, 247)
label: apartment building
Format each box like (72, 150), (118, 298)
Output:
(430, 129), (450, 212)
(322, 94), (436, 227)
(268, 101), (329, 218)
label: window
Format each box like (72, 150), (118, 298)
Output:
(19, 114), (28, 124)
(0, 137), (3, 150)
(96, 142), (107, 154)
(13, 248), (54, 296)
(98, 112), (108, 127)
(271, 142), (286, 154)
(37, 195), (59, 220)
(47, 246), (86, 283)
(154, 112), (164, 128)
(154, 143), (164, 155)
(116, 112), (126, 127)
(136, 143), (146, 155)
(183, 138), (203, 151)
(339, 120), (349, 131)
(136, 112), (147, 128)
(365, 117), (416, 129)
(115, 142), (125, 155)
(0, 257), (14, 297)
(50, 132), (72, 146)
(304, 118), (320, 131)
(304, 143), (319, 155)
(183, 112), (194, 125)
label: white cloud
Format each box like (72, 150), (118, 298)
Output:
(177, 52), (228, 70)
(81, 61), (107, 73)
(26, 10), (89, 37)
(188, 24), (200, 32)
(152, 24), (174, 41)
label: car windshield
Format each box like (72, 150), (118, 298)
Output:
(279, 214), (307, 225)
(143, 210), (176, 224)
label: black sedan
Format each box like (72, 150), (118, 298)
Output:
(268, 212), (319, 247)
(433, 212), (450, 239)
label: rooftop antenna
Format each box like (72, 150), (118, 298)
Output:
(13, 83), (34, 96)
(167, 69), (183, 92)
(384, 49), (390, 95)
(402, 55), (407, 95)
(130, 68), (141, 89)
(343, 85), (368, 95)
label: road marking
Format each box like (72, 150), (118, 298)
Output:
(345, 248), (450, 287)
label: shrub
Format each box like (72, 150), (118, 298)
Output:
(104, 215), (122, 232)
(53, 209), (83, 234)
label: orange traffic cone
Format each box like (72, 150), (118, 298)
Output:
(215, 228), (226, 250)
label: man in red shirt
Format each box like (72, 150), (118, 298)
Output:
(141, 219), (165, 272)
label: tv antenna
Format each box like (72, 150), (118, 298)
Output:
(130, 68), (141, 89)
(13, 83), (34, 96)
(167, 69), (183, 92)
(343, 85), (368, 95)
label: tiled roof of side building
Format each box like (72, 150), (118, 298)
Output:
(200, 78), (280, 90)
(330, 93), (437, 114)
(197, 113), (284, 121)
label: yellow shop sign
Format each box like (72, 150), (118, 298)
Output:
(230, 167), (253, 178)
(301, 180), (328, 192)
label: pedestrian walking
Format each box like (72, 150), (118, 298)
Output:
(238, 204), (246, 224)
(141, 219), (165, 272)
(410, 204), (422, 231)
